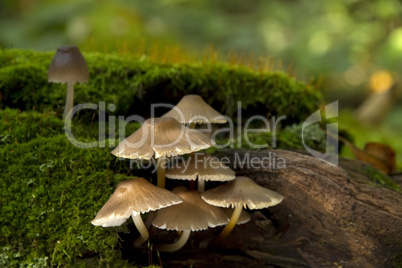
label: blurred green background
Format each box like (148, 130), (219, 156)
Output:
(1, 0), (401, 168)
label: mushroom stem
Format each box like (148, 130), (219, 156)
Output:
(187, 152), (197, 190)
(157, 156), (167, 188)
(132, 213), (149, 246)
(63, 82), (75, 121)
(197, 179), (205, 192)
(218, 205), (243, 238)
(155, 230), (191, 252)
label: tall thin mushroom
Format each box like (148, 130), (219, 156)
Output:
(201, 176), (283, 238)
(111, 117), (215, 188)
(91, 178), (182, 245)
(48, 46), (89, 120)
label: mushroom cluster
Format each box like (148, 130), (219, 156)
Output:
(91, 94), (283, 252)
(46, 46), (284, 252)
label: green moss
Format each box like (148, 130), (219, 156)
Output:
(363, 166), (400, 192)
(0, 48), (322, 123)
(216, 122), (327, 151)
(277, 123), (327, 150)
(0, 133), (139, 266)
(0, 108), (64, 144)
(0, 109), (146, 266)
(391, 255), (402, 268)
(0, 108), (143, 150)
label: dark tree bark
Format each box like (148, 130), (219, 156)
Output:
(140, 149), (402, 268)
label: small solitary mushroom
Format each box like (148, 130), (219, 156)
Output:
(111, 117), (215, 188)
(91, 177), (182, 245)
(48, 46), (89, 120)
(162, 94), (227, 125)
(166, 152), (235, 192)
(201, 176), (283, 238)
(152, 187), (228, 252)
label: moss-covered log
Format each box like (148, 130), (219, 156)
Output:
(2, 107), (401, 267)
(2, 48), (399, 267)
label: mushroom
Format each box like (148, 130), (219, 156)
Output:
(162, 95), (227, 190)
(222, 207), (251, 225)
(166, 152), (235, 192)
(91, 177), (182, 245)
(162, 94), (227, 125)
(48, 46), (89, 120)
(111, 117), (215, 188)
(201, 176), (283, 238)
(152, 187), (229, 252)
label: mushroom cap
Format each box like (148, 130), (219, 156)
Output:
(91, 178), (182, 227)
(152, 189), (229, 231)
(162, 94), (227, 124)
(201, 176), (283, 210)
(48, 46), (89, 84)
(222, 208), (251, 225)
(166, 153), (235, 182)
(111, 117), (215, 160)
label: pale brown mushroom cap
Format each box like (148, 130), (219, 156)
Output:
(222, 208), (251, 225)
(48, 46), (89, 84)
(111, 117), (215, 160)
(91, 178), (182, 227)
(162, 94), (227, 124)
(201, 176), (283, 210)
(152, 189), (229, 231)
(166, 152), (235, 182)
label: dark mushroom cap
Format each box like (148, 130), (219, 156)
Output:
(48, 46), (89, 84)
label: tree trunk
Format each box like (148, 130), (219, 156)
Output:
(143, 149), (402, 268)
